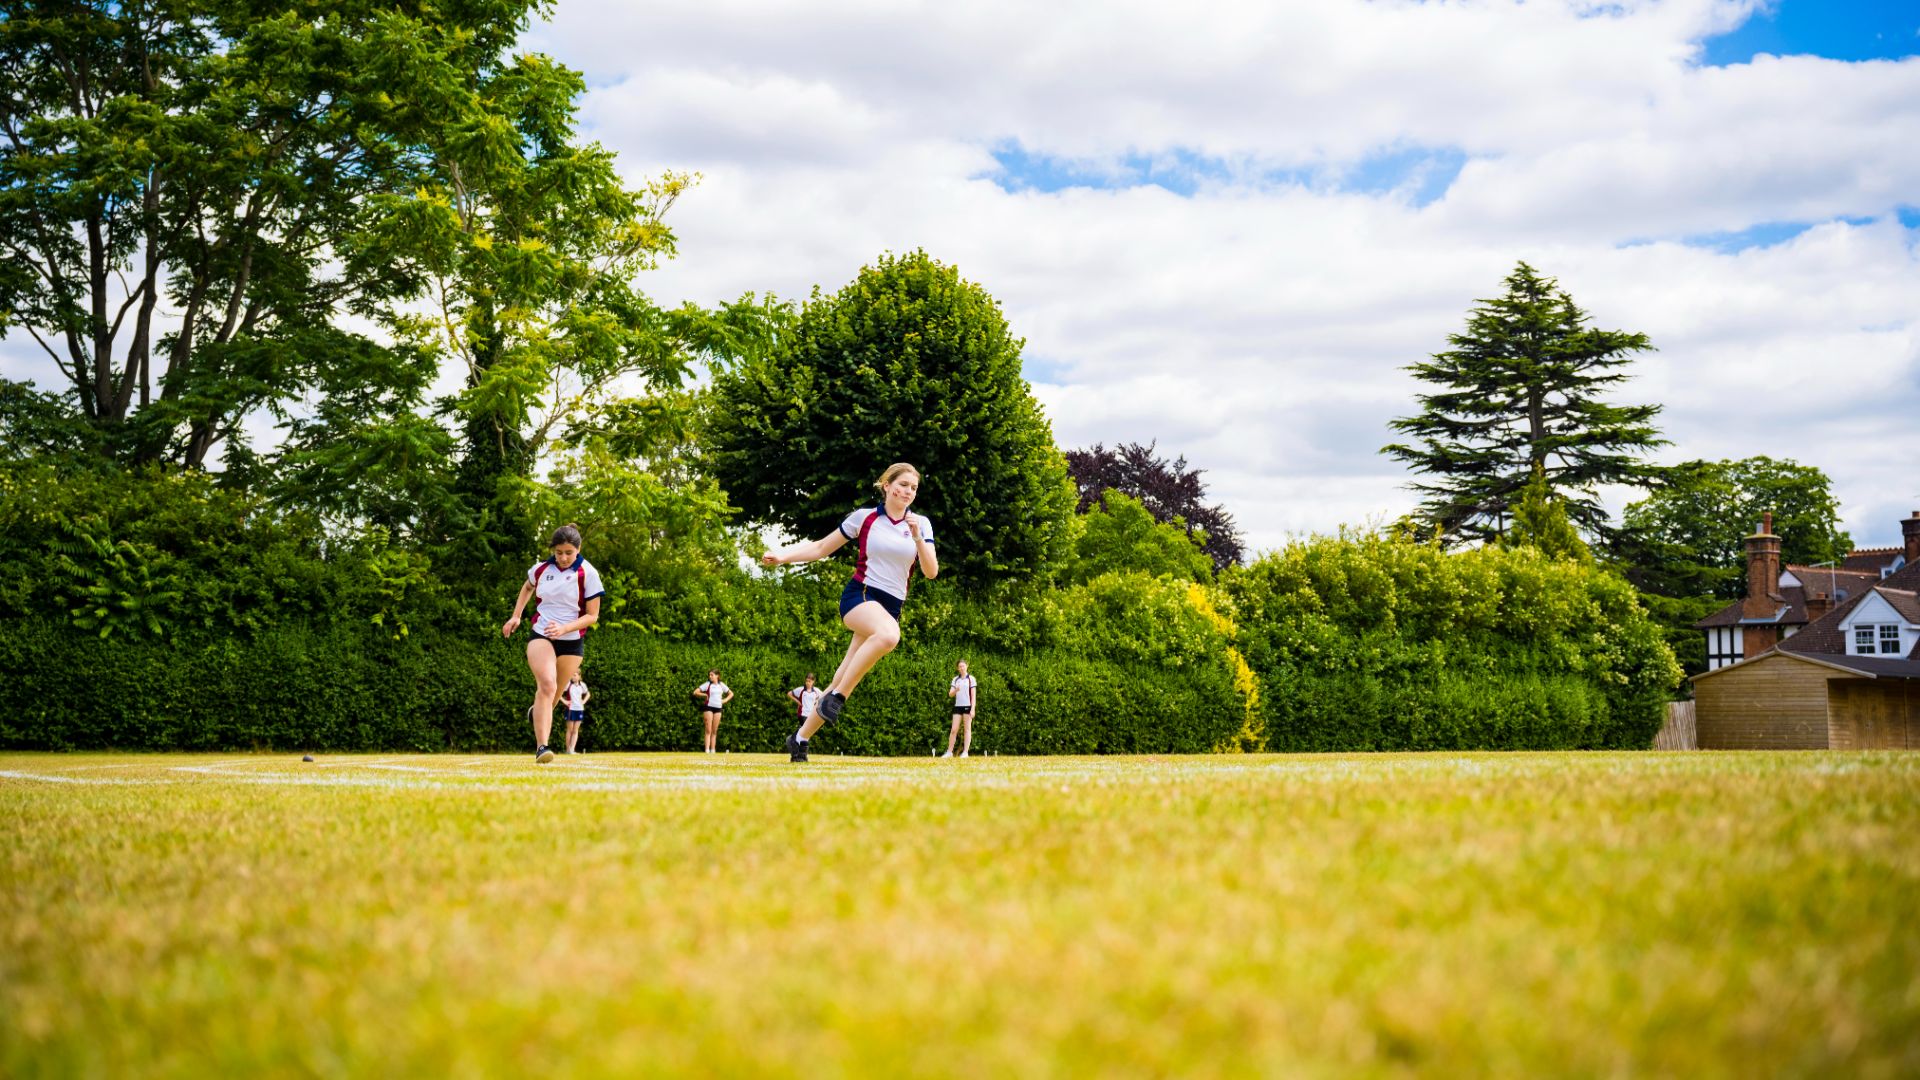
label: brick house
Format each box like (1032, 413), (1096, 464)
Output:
(1694, 512), (1913, 670)
(1689, 511), (1920, 749)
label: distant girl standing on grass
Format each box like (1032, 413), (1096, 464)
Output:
(944, 659), (978, 758)
(788, 673), (822, 726)
(692, 670), (733, 754)
(562, 673), (591, 755)
(762, 462), (938, 763)
(502, 524), (604, 764)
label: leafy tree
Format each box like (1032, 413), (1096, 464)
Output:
(1609, 457), (1851, 601)
(1064, 441), (1243, 570)
(706, 250), (1077, 586)
(1382, 262), (1665, 544)
(0, 0), (536, 465)
(1500, 463), (1591, 563)
(1068, 490), (1213, 584)
(0, 379), (100, 461)
(291, 18), (778, 569)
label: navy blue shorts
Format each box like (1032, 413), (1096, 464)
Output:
(840, 578), (904, 621)
(565, 709), (585, 722)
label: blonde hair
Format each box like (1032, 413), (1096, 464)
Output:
(874, 462), (920, 493)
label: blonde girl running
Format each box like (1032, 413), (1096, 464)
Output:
(761, 463), (939, 762)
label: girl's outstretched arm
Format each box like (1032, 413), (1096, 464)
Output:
(761, 529), (850, 568)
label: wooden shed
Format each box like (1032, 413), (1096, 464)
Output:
(1691, 651), (1920, 750)
(1828, 680), (1920, 749)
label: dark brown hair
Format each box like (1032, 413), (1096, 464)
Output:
(550, 523), (582, 548)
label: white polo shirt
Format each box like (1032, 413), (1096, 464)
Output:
(792, 686), (823, 717)
(527, 557), (605, 641)
(565, 683), (589, 710)
(841, 506), (934, 601)
(697, 682), (730, 709)
(950, 675), (977, 708)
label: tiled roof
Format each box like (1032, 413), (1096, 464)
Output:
(1781, 560), (1920, 657)
(1795, 653), (1920, 680)
(1693, 585), (1811, 629)
(1783, 565), (1879, 598)
(1840, 548), (1904, 575)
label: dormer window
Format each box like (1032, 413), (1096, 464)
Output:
(1853, 625), (1903, 655)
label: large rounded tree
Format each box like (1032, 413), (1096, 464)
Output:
(707, 250), (1076, 585)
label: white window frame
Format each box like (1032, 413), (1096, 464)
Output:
(1854, 626), (1878, 655)
(1881, 624), (1902, 655)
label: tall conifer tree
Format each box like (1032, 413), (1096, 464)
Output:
(1382, 262), (1664, 544)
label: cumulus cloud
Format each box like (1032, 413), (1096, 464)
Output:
(518, 0), (1919, 552)
(10, 1), (1911, 554)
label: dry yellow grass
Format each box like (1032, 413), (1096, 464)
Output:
(3, 751), (1918, 1077)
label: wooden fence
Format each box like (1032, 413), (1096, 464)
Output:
(1652, 700), (1696, 751)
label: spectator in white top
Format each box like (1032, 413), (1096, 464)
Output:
(944, 659), (979, 758)
(691, 669), (733, 753)
(788, 673), (823, 726)
(502, 524), (605, 764)
(762, 462), (939, 763)
(562, 674), (591, 755)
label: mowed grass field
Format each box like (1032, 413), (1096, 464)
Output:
(3, 751), (1918, 1078)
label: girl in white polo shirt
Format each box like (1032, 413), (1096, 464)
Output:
(691, 669), (733, 753)
(762, 462), (939, 762)
(501, 524), (605, 763)
(944, 659), (979, 758)
(788, 673), (823, 727)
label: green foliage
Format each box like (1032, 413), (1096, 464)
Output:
(1610, 456), (1851, 602)
(1607, 456), (1850, 679)
(1068, 490), (1213, 584)
(0, 621), (1247, 756)
(1383, 262), (1666, 544)
(1501, 463), (1592, 563)
(706, 250), (1078, 586)
(0, 0), (543, 462)
(1223, 530), (1682, 750)
(0, 459), (464, 638)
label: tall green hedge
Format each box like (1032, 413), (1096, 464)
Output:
(0, 621), (1248, 755)
(1222, 532), (1683, 751)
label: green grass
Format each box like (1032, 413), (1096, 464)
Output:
(3, 751), (1918, 1077)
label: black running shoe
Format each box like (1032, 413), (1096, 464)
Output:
(787, 735), (808, 763)
(535, 745), (555, 764)
(815, 691), (846, 725)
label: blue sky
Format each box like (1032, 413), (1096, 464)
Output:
(1700, 0), (1920, 65)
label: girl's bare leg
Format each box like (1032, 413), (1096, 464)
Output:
(526, 640), (560, 747)
(829, 602), (900, 697)
(799, 604), (900, 741)
(565, 721), (582, 753)
(961, 713), (973, 755)
(946, 715), (962, 755)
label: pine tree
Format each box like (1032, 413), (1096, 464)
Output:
(1382, 262), (1665, 544)
(1501, 464), (1591, 563)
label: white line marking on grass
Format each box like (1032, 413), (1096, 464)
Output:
(0, 769), (166, 785)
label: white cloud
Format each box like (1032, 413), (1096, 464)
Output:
(13, 0), (1912, 555)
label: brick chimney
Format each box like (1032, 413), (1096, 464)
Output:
(1805, 590), (1832, 622)
(1742, 512), (1783, 619)
(1904, 511), (1920, 565)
